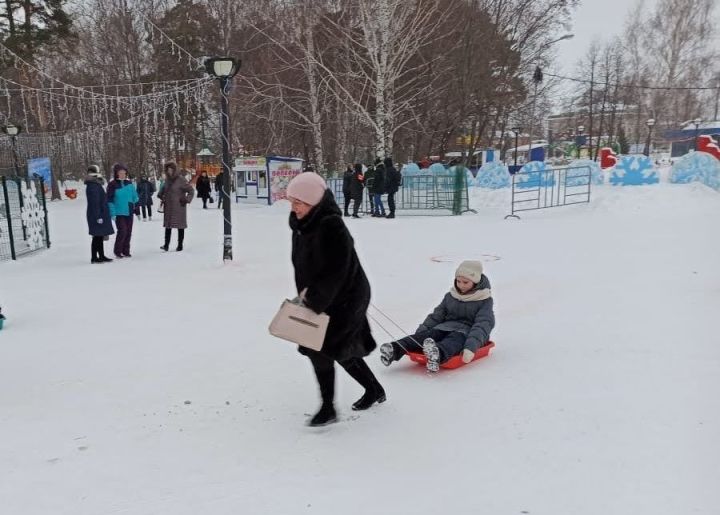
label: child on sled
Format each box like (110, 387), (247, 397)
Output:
(380, 260), (495, 372)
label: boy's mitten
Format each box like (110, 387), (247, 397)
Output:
(462, 349), (475, 363)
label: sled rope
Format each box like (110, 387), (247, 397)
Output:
(368, 303), (424, 353)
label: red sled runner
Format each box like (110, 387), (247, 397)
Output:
(407, 341), (495, 370)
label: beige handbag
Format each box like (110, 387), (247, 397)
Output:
(269, 296), (329, 351)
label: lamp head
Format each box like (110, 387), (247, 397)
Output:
(2, 124), (21, 136)
(204, 57), (241, 79)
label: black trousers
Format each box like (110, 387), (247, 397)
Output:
(387, 192), (396, 214)
(164, 228), (185, 246)
(344, 195), (351, 215)
(141, 205), (152, 219)
(113, 215), (133, 256)
(91, 236), (106, 260)
(306, 350), (380, 404)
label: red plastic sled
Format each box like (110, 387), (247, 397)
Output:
(407, 341), (495, 370)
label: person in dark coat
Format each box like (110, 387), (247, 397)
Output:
(370, 158), (386, 216)
(157, 161), (194, 251)
(85, 165), (114, 264)
(380, 260), (495, 373)
(136, 176), (156, 221)
(349, 163), (365, 218)
(214, 170), (225, 209)
(383, 156), (401, 219)
(341, 164), (353, 217)
(285, 172), (386, 426)
(196, 171), (213, 209)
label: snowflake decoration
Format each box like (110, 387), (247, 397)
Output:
(20, 181), (46, 250)
(516, 161), (555, 189)
(609, 156), (659, 186)
(476, 161), (510, 189)
(670, 152), (720, 191)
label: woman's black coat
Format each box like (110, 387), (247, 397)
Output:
(289, 189), (376, 361)
(196, 176), (212, 198)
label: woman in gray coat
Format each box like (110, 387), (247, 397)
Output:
(379, 260), (495, 373)
(157, 161), (194, 251)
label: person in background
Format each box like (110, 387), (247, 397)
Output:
(215, 170), (225, 210)
(158, 161), (194, 252)
(196, 171), (213, 209)
(349, 163), (365, 218)
(370, 158), (386, 217)
(136, 176), (156, 221)
(107, 163), (139, 258)
(383, 157), (401, 219)
(85, 165), (114, 263)
(342, 164), (354, 217)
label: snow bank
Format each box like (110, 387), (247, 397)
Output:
(475, 161), (510, 189)
(670, 151), (720, 190)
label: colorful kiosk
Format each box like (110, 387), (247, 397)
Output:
(233, 156), (304, 205)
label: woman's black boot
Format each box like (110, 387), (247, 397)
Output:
(308, 369), (337, 426)
(342, 358), (387, 411)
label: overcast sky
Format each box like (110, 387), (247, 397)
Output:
(555, 0), (661, 73)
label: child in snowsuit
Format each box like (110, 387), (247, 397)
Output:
(380, 260), (495, 372)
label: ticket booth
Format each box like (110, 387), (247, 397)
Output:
(234, 156), (303, 205)
(234, 157), (268, 203)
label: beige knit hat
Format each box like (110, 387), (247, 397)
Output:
(455, 260), (484, 283)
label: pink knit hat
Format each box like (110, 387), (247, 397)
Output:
(287, 172), (327, 206)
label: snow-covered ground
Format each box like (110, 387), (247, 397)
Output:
(1, 183), (719, 514)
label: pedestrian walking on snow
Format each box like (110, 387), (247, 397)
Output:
(196, 171), (213, 209)
(285, 172), (386, 426)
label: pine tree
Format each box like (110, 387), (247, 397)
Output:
(0, 0), (73, 59)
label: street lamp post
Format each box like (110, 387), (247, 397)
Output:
(644, 118), (655, 157)
(511, 127), (522, 170)
(526, 66), (544, 165)
(693, 117), (702, 151)
(205, 57), (241, 261)
(2, 123), (22, 176)
(576, 125), (584, 159)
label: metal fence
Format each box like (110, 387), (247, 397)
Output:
(329, 170), (473, 215)
(1, 176), (51, 261)
(505, 165), (592, 219)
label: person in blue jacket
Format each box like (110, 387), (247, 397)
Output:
(379, 260), (495, 373)
(107, 163), (139, 258)
(85, 165), (114, 264)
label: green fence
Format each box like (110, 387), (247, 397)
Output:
(329, 169), (473, 215)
